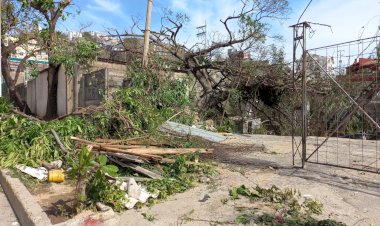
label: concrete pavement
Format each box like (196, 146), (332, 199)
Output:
(0, 185), (19, 226)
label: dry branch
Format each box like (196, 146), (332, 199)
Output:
(108, 156), (162, 179)
(51, 129), (69, 155)
(11, 109), (42, 122)
(100, 152), (147, 164)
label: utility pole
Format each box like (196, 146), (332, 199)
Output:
(301, 22), (308, 168)
(142, 0), (152, 68)
(290, 21), (310, 168)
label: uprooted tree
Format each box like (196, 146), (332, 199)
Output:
(1, 0), (98, 118)
(112, 0), (292, 130)
(149, 0), (291, 113)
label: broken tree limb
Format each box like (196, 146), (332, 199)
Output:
(51, 129), (69, 155)
(100, 144), (149, 149)
(108, 156), (162, 179)
(99, 152), (147, 164)
(119, 147), (213, 155)
(70, 136), (211, 156)
(95, 138), (163, 146)
(98, 146), (163, 160)
(11, 109), (42, 122)
(70, 136), (163, 161)
(97, 144), (212, 155)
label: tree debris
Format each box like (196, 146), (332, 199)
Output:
(51, 129), (69, 155)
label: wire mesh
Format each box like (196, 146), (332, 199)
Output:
(304, 36), (380, 173)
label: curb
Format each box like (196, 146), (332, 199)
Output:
(0, 169), (51, 226)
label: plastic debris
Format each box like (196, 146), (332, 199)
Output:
(16, 165), (47, 180)
(118, 178), (159, 209)
(47, 169), (65, 182)
(127, 178), (141, 199)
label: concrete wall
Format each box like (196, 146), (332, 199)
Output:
(21, 60), (128, 118)
(24, 67), (67, 118)
(26, 71), (48, 117)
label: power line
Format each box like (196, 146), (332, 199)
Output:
(297, 0), (313, 24)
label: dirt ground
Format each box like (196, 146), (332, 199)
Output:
(30, 134), (380, 225)
(30, 182), (76, 224)
(107, 134), (380, 226)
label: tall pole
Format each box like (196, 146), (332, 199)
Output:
(301, 22), (308, 168)
(291, 25), (296, 166)
(142, 0), (152, 68)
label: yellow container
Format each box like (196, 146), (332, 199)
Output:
(48, 170), (65, 183)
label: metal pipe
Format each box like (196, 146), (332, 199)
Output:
(307, 161), (379, 173)
(307, 35), (380, 51)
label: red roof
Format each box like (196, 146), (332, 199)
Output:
(347, 58), (379, 72)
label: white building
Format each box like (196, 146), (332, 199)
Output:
(67, 31), (83, 41)
(307, 54), (335, 77)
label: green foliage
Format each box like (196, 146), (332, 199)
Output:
(145, 155), (216, 200)
(303, 198), (323, 216)
(0, 114), (102, 168)
(142, 212), (156, 222)
(0, 97), (11, 114)
(228, 185), (343, 225)
(229, 88), (242, 103)
(256, 213), (345, 226)
(68, 148), (127, 212)
(22, 0), (55, 11)
(230, 187), (239, 200)
(86, 162), (126, 211)
(106, 63), (192, 133)
(156, 80), (190, 108)
(0, 63), (193, 167)
(50, 38), (99, 76)
(235, 214), (250, 224)
(112, 88), (163, 132)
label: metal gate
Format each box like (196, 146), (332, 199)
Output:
(291, 22), (380, 173)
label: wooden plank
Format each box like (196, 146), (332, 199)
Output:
(101, 152), (147, 164)
(108, 156), (162, 179)
(120, 147), (212, 155)
(95, 138), (163, 146)
(70, 136), (163, 160)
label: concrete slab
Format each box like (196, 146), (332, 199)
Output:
(0, 169), (51, 226)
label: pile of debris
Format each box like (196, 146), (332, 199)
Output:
(70, 136), (213, 179)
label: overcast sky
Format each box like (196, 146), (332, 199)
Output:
(63, 0), (380, 59)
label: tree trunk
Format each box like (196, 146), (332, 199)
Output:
(1, 53), (31, 113)
(45, 64), (60, 119)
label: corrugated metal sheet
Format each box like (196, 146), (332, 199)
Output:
(160, 121), (226, 142)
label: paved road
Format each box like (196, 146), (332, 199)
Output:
(0, 185), (19, 226)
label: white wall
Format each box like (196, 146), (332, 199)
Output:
(35, 71), (48, 117)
